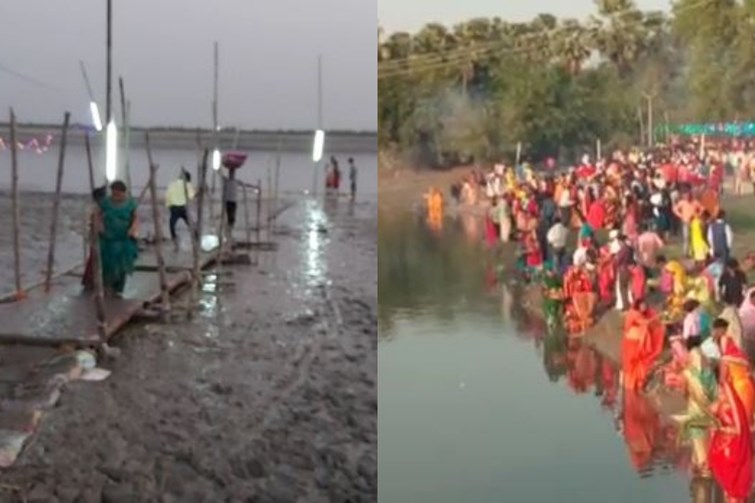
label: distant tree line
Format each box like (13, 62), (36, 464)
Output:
(378, 0), (755, 168)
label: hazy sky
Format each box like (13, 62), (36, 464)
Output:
(379, 0), (671, 33)
(0, 0), (375, 131)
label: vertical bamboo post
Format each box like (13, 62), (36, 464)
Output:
(82, 206), (88, 266)
(266, 163), (272, 240)
(85, 133), (107, 343)
(9, 109), (23, 299)
(274, 139), (281, 235)
(256, 179), (261, 244)
(243, 185), (251, 246)
(182, 166), (199, 320)
(45, 111), (70, 293)
(196, 149), (209, 247)
(596, 138), (602, 161)
(85, 134), (96, 193)
(145, 132), (170, 321)
(214, 170), (227, 290)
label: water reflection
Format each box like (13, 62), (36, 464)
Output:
(379, 210), (749, 503)
(303, 199), (330, 294)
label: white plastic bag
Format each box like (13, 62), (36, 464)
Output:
(80, 368), (111, 381)
(0, 430), (30, 468)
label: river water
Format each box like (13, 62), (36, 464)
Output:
(0, 144), (378, 196)
(378, 210), (730, 503)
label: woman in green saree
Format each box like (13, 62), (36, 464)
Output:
(542, 265), (564, 330)
(98, 181), (139, 297)
(673, 348), (718, 477)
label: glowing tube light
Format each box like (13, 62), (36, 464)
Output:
(212, 149), (221, 171)
(106, 120), (118, 182)
(89, 101), (103, 132)
(312, 129), (324, 162)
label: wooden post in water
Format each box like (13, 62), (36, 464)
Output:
(273, 139), (281, 235)
(266, 163), (272, 241)
(9, 109), (23, 299)
(119, 77), (132, 195)
(215, 170), (227, 291)
(145, 132), (171, 321)
(194, 149), (210, 277)
(256, 179), (262, 244)
(243, 185), (251, 246)
(45, 111), (71, 292)
(85, 132), (107, 343)
(85, 134), (96, 193)
(182, 165), (199, 319)
(196, 149), (209, 247)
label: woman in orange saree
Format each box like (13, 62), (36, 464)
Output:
(718, 338), (755, 428)
(709, 364), (754, 503)
(622, 299), (666, 392)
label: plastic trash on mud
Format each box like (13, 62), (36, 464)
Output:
(0, 430), (30, 468)
(201, 234), (220, 252)
(79, 368), (111, 382)
(75, 350), (96, 371)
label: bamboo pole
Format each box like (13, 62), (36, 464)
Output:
(596, 138), (602, 161)
(9, 109), (23, 299)
(273, 140), (281, 235)
(82, 206), (88, 266)
(45, 112), (70, 293)
(106, 0), (113, 124)
(182, 166), (199, 320)
(256, 178), (262, 244)
(145, 132), (171, 321)
(196, 149), (209, 245)
(85, 134), (96, 193)
(119, 78), (132, 194)
(515, 142), (522, 166)
(266, 163), (272, 241)
(243, 184), (251, 246)
(85, 132), (107, 343)
(215, 170), (227, 290)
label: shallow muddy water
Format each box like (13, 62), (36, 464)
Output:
(377, 210), (728, 503)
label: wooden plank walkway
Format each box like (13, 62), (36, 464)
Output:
(0, 246), (218, 346)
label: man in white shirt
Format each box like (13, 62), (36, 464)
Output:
(547, 216), (569, 271)
(165, 169), (196, 250)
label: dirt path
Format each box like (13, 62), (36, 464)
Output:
(0, 196), (377, 502)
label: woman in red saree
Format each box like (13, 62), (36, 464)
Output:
(563, 264), (597, 333)
(523, 230), (543, 270)
(587, 198), (606, 230)
(622, 299), (665, 392)
(709, 363), (754, 503)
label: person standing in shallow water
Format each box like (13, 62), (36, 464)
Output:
(98, 180), (139, 297)
(222, 168), (238, 237)
(165, 169), (196, 252)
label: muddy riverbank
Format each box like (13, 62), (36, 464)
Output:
(0, 195), (377, 502)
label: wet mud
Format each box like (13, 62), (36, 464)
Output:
(0, 194), (377, 502)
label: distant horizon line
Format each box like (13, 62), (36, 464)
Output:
(0, 122), (377, 136)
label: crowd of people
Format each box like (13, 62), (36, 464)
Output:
(432, 141), (755, 502)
